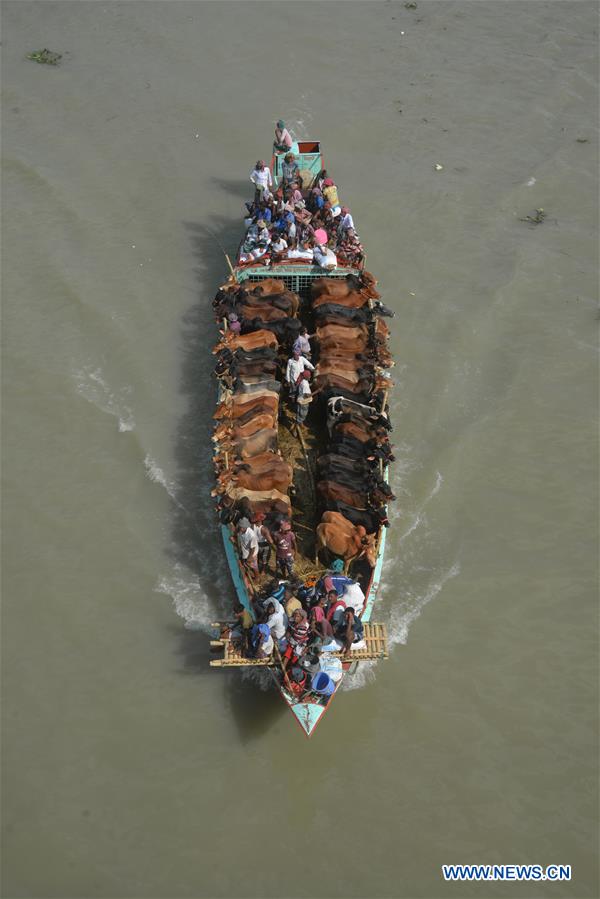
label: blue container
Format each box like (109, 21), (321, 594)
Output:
(311, 671), (335, 697)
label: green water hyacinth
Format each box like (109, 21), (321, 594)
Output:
(26, 49), (62, 65)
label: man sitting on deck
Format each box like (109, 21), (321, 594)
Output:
(250, 622), (274, 659)
(334, 607), (365, 655)
(273, 119), (293, 152)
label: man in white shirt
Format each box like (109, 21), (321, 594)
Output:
(338, 206), (355, 235)
(264, 600), (287, 648)
(285, 349), (315, 401)
(250, 160), (273, 202)
(237, 517), (258, 573)
(270, 234), (288, 259)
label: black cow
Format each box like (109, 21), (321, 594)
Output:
(314, 303), (373, 325)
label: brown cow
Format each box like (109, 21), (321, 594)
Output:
(218, 428), (278, 460)
(374, 318), (390, 341)
(213, 413), (276, 443)
(312, 290), (371, 310)
(245, 278), (286, 295)
(311, 272), (380, 301)
(316, 323), (369, 342)
(213, 329), (278, 353)
(240, 304), (288, 322)
(213, 394), (279, 422)
(216, 486), (291, 511)
(317, 480), (369, 509)
(213, 328), (279, 356)
(318, 337), (369, 354)
(316, 364), (361, 383)
(316, 511), (378, 566)
(215, 466), (292, 495)
(216, 455), (292, 494)
(245, 287), (299, 317)
(213, 392), (279, 421)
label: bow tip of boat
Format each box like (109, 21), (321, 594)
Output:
(289, 698), (328, 737)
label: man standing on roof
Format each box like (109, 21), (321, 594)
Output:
(250, 160), (273, 204)
(274, 119), (293, 152)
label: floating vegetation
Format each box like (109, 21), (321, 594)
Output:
(520, 208), (546, 225)
(26, 48), (62, 65)
(405, 1), (418, 7)
(576, 138), (589, 143)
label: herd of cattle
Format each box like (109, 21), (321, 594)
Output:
(211, 270), (396, 569)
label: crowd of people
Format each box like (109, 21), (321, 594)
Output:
(240, 122), (364, 268)
(225, 559), (367, 694)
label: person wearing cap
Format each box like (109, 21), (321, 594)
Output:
(237, 517), (258, 574)
(322, 178), (341, 217)
(321, 559), (353, 596)
(308, 187), (325, 213)
(274, 119), (293, 152)
(295, 370), (315, 426)
(281, 153), (300, 188)
(250, 160), (273, 203)
(272, 519), (296, 579)
(250, 622), (274, 659)
(251, 513), (274, 574)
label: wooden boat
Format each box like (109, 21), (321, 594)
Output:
(209, 138), (393, 736)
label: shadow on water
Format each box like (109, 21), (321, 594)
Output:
(209, 176), (255, 201)
(171, 214), (287, 741)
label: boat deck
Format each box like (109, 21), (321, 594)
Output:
(210, 622), (389, 667)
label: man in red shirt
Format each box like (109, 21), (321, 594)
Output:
(272, 519), (296, 578)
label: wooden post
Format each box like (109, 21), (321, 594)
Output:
(274, 642), (294, 695)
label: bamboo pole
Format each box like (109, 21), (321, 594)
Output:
(274, 642), (295, 695)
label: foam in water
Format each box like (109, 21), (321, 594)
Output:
(143, 454), (178, 501)
(73, 364), (135, 432)
(155, 562), (220, 632)
(387, 561), (461, 647)
(341, 660), (378, 692)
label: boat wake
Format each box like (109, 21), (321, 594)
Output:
(387, 560), (461, 647)
(155, 561), (227, 632)
(341, 660), (378, 692)
(143, 454), (178, 501)
(73, 364), (135, 432)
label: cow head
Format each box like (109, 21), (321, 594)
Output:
(359, 534), (378, 568)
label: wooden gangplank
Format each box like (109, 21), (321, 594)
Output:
(210, 623), (388, 667)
